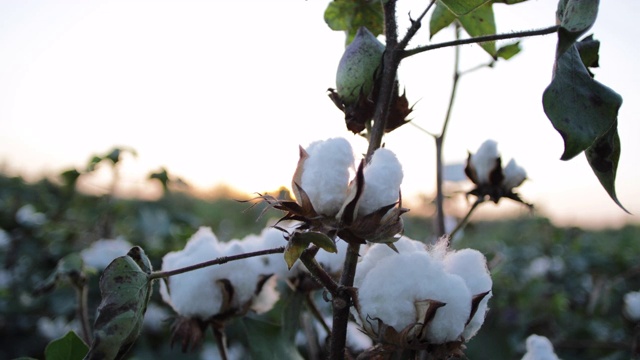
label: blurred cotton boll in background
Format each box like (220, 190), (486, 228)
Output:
(80, 237), (132, 270)
(521, 334), (559, 360)
(623, 291), (640, 322)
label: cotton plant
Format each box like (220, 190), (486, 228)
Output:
(353, 236), (492, 357)
(465, 139), (531, 207)
(521, 334), (560, 360)
(160, 227), (280, 351)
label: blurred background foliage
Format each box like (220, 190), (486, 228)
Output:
(0, 157), (638, 359)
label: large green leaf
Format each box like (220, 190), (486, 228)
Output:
(542, 45), (621, 160)
(84, 246), (153, 360)
(45, 331), (89, 360)
(429, 2), (456, 38)
(239, 316), (305, 360)
(429, 2), (496, 56)
(324, 0), (384, 45)
(555, 0), (599, 58)
(585, 123), (628, 213)
(458, 2), (496, 56)
(438, 0), (491, 15)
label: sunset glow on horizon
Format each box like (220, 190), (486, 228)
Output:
(0, 1), (638, 230)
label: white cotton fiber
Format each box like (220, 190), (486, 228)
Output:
(301, 138), (355, 216)
(160, 228), (223, 318)
(358, 148), (403, 216)
(470, 140), (499, 184)
(522, 334), (559, 360)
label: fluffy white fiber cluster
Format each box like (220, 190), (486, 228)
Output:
(354, 237), (492, 344)
(160, 227), (282, 319)
(470, 139), (527, 189)
(299, 137), (403, 217)
(521, 334), (559, 360)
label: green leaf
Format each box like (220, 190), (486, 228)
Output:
(458, 2), (496, 56)
(84, 246), (153, 360)
(34, 253), (85, 295)
(239, 316), (305, 360)
(493, 0), (528, 4)
(429, 2), (456, 38)
(496, 42), (521, 60)
(555, 0), (599, 58)
(45, 331), (89, 360)
(575, 34), (599, 69)
(542, 45), (621, 160)
(324, 0), (384, 45)
(296, 231), (338, 254)
(585, 123), (628, 213)
(279, 287), (305, 341)
(284, 232), (310, 270)
(438, 0), (491, 16)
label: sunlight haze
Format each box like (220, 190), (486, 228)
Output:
(0, 0), (638, 229)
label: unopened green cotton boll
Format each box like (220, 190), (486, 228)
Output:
(336, 26), (385, 105)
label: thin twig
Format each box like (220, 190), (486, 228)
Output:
(148, 246), (285, 280)
(449, 199), (483, 240)
(409, 121), (437, 138)
(402, 25), (560, 59)
(212, 326), (228, 360)
(434, 24), (461, 238)
(397, 0), (437, 51)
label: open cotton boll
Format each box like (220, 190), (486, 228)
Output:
(218, 239), (265, 309)
(301, 138), (355, 216)
(421, 272), (472, 344)
(522, 334), (559, 360)
(160, 230), (224, 318)
(470, 140), (499, 184)
(358, 148), (403, 216)
(355, 237), (424, 288)
(357, 251), (433, 332)
(503, 158), (527, 190)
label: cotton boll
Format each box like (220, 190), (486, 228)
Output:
(624, 291), (640, 322)
(160, 229), (224, 318)
(470, 140), (499, 184)
(217, 240), (264, 309)
(301, 138), (355, 216)
(81, 237), (132, 270)
(443, 249), (492, 295)
(522, 334), (559, 360)
(355, 237), (421, 288)
(419, 271), (472, 344)
(443, 248), (492, 340)
(358, 148), (403, 216)
(357, 251), (432, 332)
(503, 158), (527, 190)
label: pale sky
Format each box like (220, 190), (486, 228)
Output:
(0, 0), (638, 229)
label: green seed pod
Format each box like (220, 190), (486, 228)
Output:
(336, 27), (385, 105)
